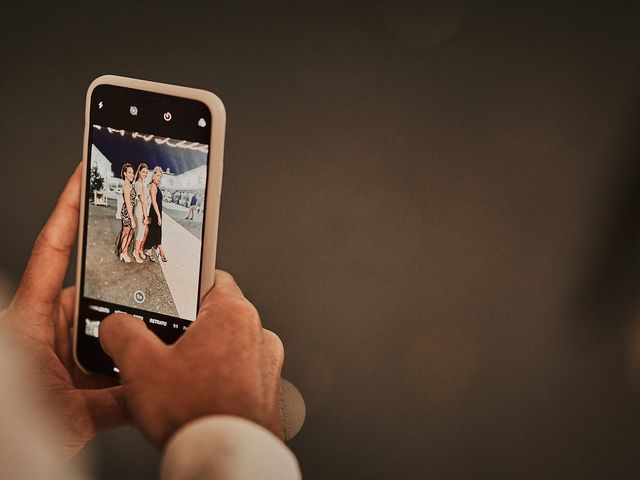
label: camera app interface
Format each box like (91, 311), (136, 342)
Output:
(77, 84), (213, 374)
(84, 126), (207, 320)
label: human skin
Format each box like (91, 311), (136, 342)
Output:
(0, 164), (126, 460)
(1, 163), (284, 459)
(100, 270), (285, 448)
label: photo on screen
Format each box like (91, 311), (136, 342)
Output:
(83, 125), (208, 320)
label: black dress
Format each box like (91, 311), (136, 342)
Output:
(145, 184), (163, 249)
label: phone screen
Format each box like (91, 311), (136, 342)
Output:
(76, 84), (213, 376)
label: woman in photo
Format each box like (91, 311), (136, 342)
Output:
(115, 163), (136, 263)
(144, 166), (167, 262)
(132, 163), (150, 263)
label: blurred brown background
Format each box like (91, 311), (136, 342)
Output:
(3, 1), (640, 478)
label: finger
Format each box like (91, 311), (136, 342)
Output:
(261, 329), (285, 439)
(203, 269), (246, 303)
(259, 331), (306, 440)
(77, 385), (128, 434)
(59, 286), (76, 326)
(56, 286), (76, 372)
(280, 379), (306, 441)
(99, 313), (165, 377)
(262, 329), (285, 374)
(196, 269), (250, 321)
(192, 293), (262, 343)
(197, 269), (250, 317)
(15, 163), (82, 307)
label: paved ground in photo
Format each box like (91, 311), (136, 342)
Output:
(154, 211), (201, 320)
(84, 203), (178, 317)
(163, 203), (203, 240)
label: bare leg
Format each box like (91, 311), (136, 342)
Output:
(123, 229), (133, 255)
(144, 225), (156, 261)
(133, 239), (143, 263)
(120, 227), (132, 262)
(144, 225), (154, 259)
(120, 227), (130, 253)
(138, 226), (149, 259)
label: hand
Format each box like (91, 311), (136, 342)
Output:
(99, 270), (284, 448)
(0, 164), (126, 460)
(158, 216), (162, 226)
(144, 217), (150, 226)
(131, 219), (137, 229)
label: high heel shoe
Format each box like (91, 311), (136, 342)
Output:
(132, 251), (143, 264)
(155, 248), (167, 262)
(119, 253), (131, 263)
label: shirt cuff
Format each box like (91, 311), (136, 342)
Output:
(160, 415), (301, 480)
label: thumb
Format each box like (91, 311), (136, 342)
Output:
(99, 313), (165, 378)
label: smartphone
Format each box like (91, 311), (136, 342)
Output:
(73, 75), (225, 377)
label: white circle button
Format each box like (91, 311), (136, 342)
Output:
(134, 290), (146, 304)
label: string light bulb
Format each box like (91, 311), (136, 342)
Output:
(94, 125), (208, 153)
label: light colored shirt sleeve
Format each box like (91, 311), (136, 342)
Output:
(0, 333), (85, 480)
(161, 416), (301, 480)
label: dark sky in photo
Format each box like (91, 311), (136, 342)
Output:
(91, 126), (207, 178)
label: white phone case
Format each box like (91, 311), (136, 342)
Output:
(73, 75), (225, 374)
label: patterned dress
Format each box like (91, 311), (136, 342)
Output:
(120, 181), (137, 227)
(115, 181), (138, 257)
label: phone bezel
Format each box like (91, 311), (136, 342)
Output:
(72, 75), (225, 376)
